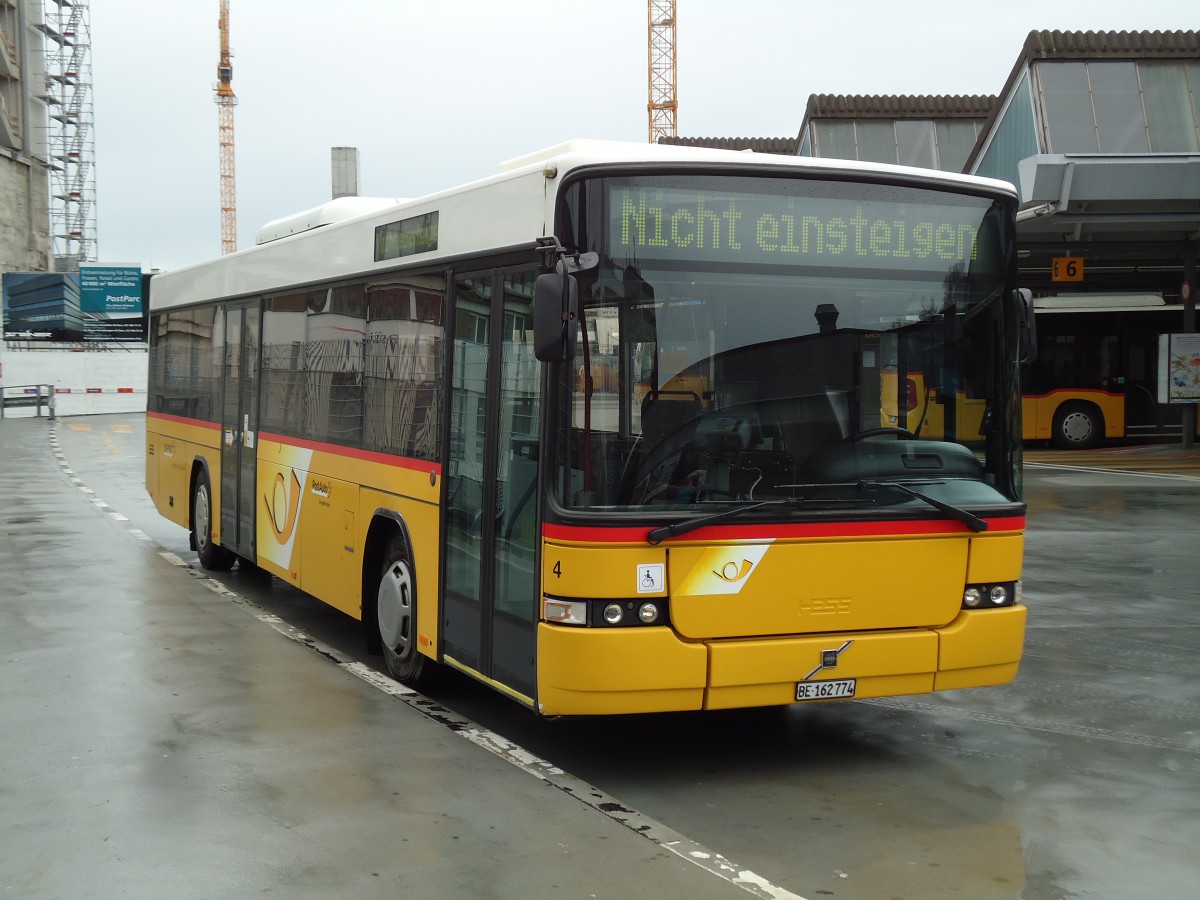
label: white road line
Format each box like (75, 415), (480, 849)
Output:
(1025, 461), (1200, 482)
(51, 421), (808, 900)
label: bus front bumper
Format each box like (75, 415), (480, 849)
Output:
(535, 605), (1026, 716)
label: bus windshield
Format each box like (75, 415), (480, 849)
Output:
(553, 173), (1020, 513)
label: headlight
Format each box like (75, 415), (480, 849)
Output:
(961, 581), (1019, 610)
(543, 597), (671, 627)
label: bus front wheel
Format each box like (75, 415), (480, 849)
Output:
(192, 467), (236, 571)
(375, 536), (435, 689)
(1051, 402), (1103, 450)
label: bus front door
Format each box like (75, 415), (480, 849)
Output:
(443, 270), (539, 702)
(218, 300), (260, 562)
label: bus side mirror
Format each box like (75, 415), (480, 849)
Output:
(534, 270), (579, 362)
(1014, 288), (1037, 364)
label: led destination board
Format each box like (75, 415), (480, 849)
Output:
(610, 184), (989, 271)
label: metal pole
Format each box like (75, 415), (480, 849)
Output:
(1183, 250), (1196, 449)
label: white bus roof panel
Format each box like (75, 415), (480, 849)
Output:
(151, 139), (1018, 312)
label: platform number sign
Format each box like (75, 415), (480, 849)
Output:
(1052, 257), (1084, 282)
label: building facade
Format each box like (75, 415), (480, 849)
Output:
(0, 0), (52, 275)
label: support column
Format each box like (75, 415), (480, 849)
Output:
(1182, 249), (1196, 449)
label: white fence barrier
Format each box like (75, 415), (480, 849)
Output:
(0, 344), (148, 417)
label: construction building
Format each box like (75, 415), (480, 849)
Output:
(1, 0), (94, 277)
(0, 0), (52, 274)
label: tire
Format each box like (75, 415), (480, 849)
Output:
(375, 535), (435, 689)
(193, 467), (236, 570)
(1051, 402), (1103, 450)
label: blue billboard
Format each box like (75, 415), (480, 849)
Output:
(3, 265), (145, 341)
(78, 264), (145, 340)
(79, 264), (143, 316)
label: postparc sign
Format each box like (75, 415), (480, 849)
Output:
(79, 263), (145, 341)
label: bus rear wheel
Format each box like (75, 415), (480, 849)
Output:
(375, 536), (435, 689)
(1051, 402), (1103, 450)
(192, 467), (236, 570)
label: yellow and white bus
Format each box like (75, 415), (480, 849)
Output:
(1020, 295), (1200, 448)
(146, 139), (1031, 715)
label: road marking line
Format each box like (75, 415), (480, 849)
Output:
(1026, 462), (1200, 482)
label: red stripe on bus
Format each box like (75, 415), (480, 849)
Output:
(258, 431), (442, 476)
(145, 413), (441, 476)
(543, 516), (1026, 544)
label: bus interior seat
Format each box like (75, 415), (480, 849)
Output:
(640, 392), (704, 449)
(621, 393), (706, 504)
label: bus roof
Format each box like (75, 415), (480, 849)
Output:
(499, 138), (1017, 195)
(150, 139), (1018, 311)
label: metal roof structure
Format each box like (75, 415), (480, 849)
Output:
(960, 29), (1199, 286)
(804, 94), (997, 119)
(657, 135), (799, 155)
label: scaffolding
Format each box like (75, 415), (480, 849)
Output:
(647, 0), (677, 143)
(41, 0), (96, 271)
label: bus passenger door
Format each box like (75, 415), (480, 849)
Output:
(1125, 332), (1176, 438)
(219, 300), (260, 562)
(443, 269), (539, 702)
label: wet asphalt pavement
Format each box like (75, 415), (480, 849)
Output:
(2, 413), (1199, 900)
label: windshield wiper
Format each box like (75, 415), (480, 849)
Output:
(778, 480), (989, 533)
(645, 479), (988, 545)
(646, 500), (777, 545)
(645, 494), (861, 545)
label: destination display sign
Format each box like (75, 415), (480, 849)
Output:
(609, 184), (989, 271)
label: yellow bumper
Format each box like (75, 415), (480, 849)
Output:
(536, 605), (1026, 716)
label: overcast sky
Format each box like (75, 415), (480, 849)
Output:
(89, 0), (1192, 271)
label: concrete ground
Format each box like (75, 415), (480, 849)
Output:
(5, 414), (1199, 900)
(0, 415), (752, 900)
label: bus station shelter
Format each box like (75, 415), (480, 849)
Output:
(668, 30), (1200, 446)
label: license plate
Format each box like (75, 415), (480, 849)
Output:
(795, 678), (856, 701)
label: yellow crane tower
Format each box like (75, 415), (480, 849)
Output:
(647, 0), (677, 143)
(216, 0), (238, 254)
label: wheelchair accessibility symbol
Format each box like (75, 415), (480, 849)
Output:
(637, 564), (665, 594)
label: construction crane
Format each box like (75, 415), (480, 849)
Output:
(647, 0), (677, 143)
(215, 0), (238, 254)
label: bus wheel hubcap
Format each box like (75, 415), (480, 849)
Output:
(378, 559), (414, 656)
(195, 488), (210, 548)
(1062, 413), (1092, 443)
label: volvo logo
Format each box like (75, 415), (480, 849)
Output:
(802, 640), (854, 681)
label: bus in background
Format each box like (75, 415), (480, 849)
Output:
(146, 140), (1030, 716)
(1022, 294), (1199, 449)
